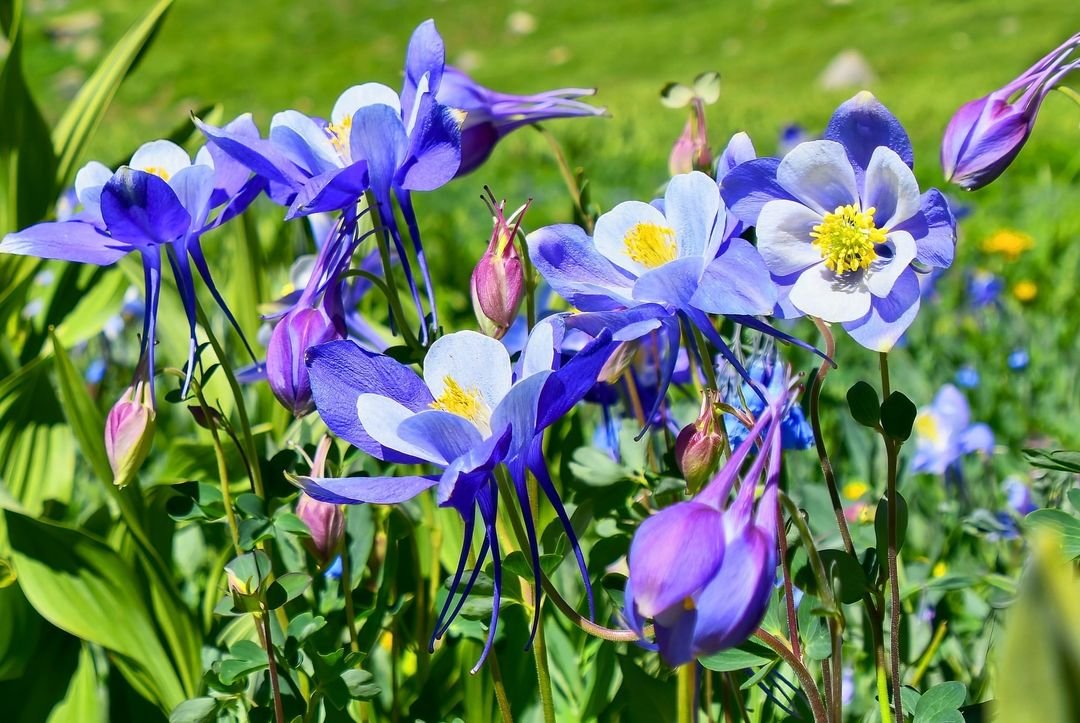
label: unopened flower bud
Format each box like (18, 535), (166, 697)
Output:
(266, 293), (344, 417)
(471, 192), (528, 339)
(296, 493), (345, 567)
(675, 392), (723, 493)
(104, 373), (156, 488)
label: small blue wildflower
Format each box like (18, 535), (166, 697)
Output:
(1007, 348), (1030, 371)
(954, 365), (980, 389)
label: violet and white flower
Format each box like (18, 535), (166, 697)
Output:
(911, 384), (994, 475)
(722, 92), (957, 351)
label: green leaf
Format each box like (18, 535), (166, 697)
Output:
(51, 0), (175, 189)
(846, 381), (880, 427)
(4, 509), (185, 712)
(169, 698), (218, 723)
(0, 581), (40, 680)
(569, 446), (628, 487)
(340, 669), (380, 701)
(820, 548), (868, 605)
(217, 640), (268, 685)
(286, 612), (326, 644)
(48, 329), (112, 484)
(1024, 448), (1080, 474)
(913, 681), (966, 723)
(875, 493), (909, 563)
(880, 391), (917, 441)
(48, 644), (104, 723)
(265, 572), (310, 610)
(699, 639), (776, 671)
(1026, 509), (1080, 559)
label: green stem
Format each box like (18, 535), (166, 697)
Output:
(260, 608), (286, 723)
(677, 664), (696, 723)
(190, 377), (242, 555)
(876, 648), (893, 723)
(879, 353), (904, 723)
(488, 648), (516, 723)
(340, 529), (360, 653)
(365, 190), (420, 352)
(533, 622), (556, 723)
(753, 629), (828, 723)
(533, 124), (592, 233)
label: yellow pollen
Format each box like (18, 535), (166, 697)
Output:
(932, 561), (948, 578)
(430, 376), (488, 426)
(327, 116), (352, 154)
(914, 413), (940, 444)
(144, 165), (171, 181)
(623, 222), (677, 268)
(810, 204), (885, 275)
(683, 597), (696, 611)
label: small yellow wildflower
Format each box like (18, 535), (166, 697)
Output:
(932, 561), (948, 578)
(982, 229), (1034, 259)
(842, 480), (870, 500)
(1012, 280), (1037, 302)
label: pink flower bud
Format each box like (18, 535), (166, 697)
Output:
(296, 493), (345, 566)
(104, 375), (155, 488)
(471, 192), (528, 339)
(675, 392), (723, 493)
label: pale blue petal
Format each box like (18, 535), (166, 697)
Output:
(129, 140), (191, 177)
(269, 110), (342, 174)
(691, 238), (777, 315)
(663, 171), (719, 259)
(754, 199), (823, 276)
(842, 268), (921, 351)
(424, 330), (512, 411)
(526, 224), (636, 310)
(776, 140), (858, 215)
(300, 474), (438, 504)
(861, 146), (920, 228)
(592, 200), (670, 276)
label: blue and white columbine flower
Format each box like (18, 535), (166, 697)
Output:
(722, 92), (957, 351)
(300, 324), (614, 669)
(910, 384), (994, 476)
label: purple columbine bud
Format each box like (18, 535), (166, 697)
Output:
(296, 493), (345, 567)
(266, 290), (345, 417)
(942, 33), (1079, 190)
(675, 391), (723, 493)
(470, 191), (528, 339)
(104, 364), (156, 488)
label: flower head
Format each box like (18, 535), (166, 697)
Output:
(911, 384), (993, 475)
(266, 287), (346, 416)
(942, 33), (1080, 190)
(471, 192), (528, 339)
(722, 91), (957, 351)
(105, 362), (156, 488)
(296, 493), (345, 567)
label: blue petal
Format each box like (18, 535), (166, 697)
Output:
(195, 115), (308, 190)
(690, 238), (777, 315)
(397, 100), (462, 191)
(100, 168), (191, 245)
(714, 131), (756, 181)
(842, 267), (921, 352)
(823, 91), (914, 181)
(0, 221), (130, 265)
(527, 224), (636, 310)
(718, 157), (795, 225)
(400, 19), (446, 123)
(299, 474), (438, 504)
(268, 110), (341, 176)
(891, 189), (956, 269)
(306, 339), (434, 462)
(632, 256), (704, 307)
(399, 410), (485, 464)
(286, 161), (370, 219)
(206, 114), (259, 205)
(536, 328), (617, 429)
(350, 104), (408, 193)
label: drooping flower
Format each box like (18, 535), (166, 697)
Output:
(662, 72), (721, 176)
(196, 20), (462, 338)
(471, 192), (528, 339)
(942, 33), (1080, 190)
(436, 66), (606, 176)
(624, 373), (796, 666)
(722, 91), (958, 351)
(299, 324), (615, 669)
(719, 348), (813, 451)
(910, 384), (994, 475)
(0, 132), (260, 394)
(529, 167), (808, 424)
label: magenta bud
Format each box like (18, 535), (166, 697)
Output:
(104, 376), (156, 488)
(942, 33), (1079, 190)
(471, 193), (528, 339)
(675, 392), (723, 493)
(296, 493), (345, 566)
(266, 299), (343, 417)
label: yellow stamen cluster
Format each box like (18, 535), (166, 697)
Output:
(430, 376), (489, 428)
(623, 222), (677, 268)
(327, 116), (352, 155)
(810, 204), (885, 275)
(144, 166), (171, 181)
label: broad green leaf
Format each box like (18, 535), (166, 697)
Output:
(880, 391), (917, 441)
(913, 681), (966, 723)
(4, 509), (185, 711)
(0, 581), (40, 680)
(875, 492), (909, 563)
(48, 329), (111, 484)
(699, 639), (776, 672)
(996, 533), (1080, 722)
(47, 644), (102, 723)
(169, 698), (217, 723)
(51, 0), (175, 189)
(1024, 448), (1080, 475)
(846, 381), (880, 427)
(1025, 509), (1080, 559)
(216, 640), (267, 685)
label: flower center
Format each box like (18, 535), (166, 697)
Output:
(914, 413), (940, 444)
(623, 222), (677, 269)
(327, 116), (352, 156)
(144, 166), (171, 181)
(810, 204), (885, 275)
(430, 375), (490, 432)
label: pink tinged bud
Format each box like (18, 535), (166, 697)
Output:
(675, 392), (723, 493)
(104, 379), (155, 488)
(296, 493), (345, 566)
(266, 302), (343, 416)
(668, 120), (696, 176)
(471, 192), (529, 339)
(942, 32), (1080, 190)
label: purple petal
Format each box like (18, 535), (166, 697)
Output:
(719, 157), (796, 225)
(536, 328), (617, 428)
(268, 110), (341, 176)
(206, 114), (259, 204)
(691, 238), (777, 315)
(892, 189), (956, 268)
(824, 91), (914, 180)
(286, 161), (370, 219)
(349, 104), (408, 193)
(960, 423), (994, 456)
(306, 339), (433, 462)
(397, 101), (462, 191)
(842, 267), (921, 351)
(628, 501), (725, 619)
(398, 410), (485, 465)
(527, 224), (636, 310)
(195, 115), (308, 190)
(100, 169), (191, 245)
(714, 131), (756, 182)
(0, 221), (130, 265)
(299, 474), (438, 504)
(632, 256), (704, 307)
(400, 19), (446, 121)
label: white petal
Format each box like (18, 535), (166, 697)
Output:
(74, 161), (113, 210)
(755, 200), (824, 276)
(593, 200), (673, 276)
(520, 317), (557, 379)
(663, 171), (719, 259)
(129, 140), (191, 176)
(356, 394), (445, 465)
(332, 83), (402, 126)
(424, 330), (512, 410)
(788, 263), (871, 322)
(776, 140), (858, 215)
(865, 231), (917, 297)
(862, 146), (921, 228)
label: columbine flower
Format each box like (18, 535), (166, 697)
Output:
(471, 192), (528, 339)
(719, 348), (813, 451)
(266, 285), (345, 417)
(722, 92), (957, 351)
(942, 33), (1080, 190)
(530, 168), (801, 423)
(0, 133), (259, 393)
(197, 20), (462, 337)
(624, 375), (795, 666)
(911, 384), (993, 475)
(296, 493), (345, 567)
(299, 324), (614, 669)
(436, 66), (606, 176)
